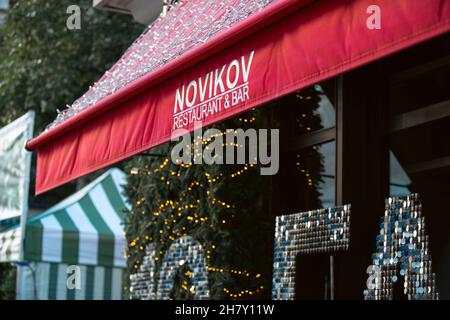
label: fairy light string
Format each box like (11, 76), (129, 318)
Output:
(126, 152), (264, 298)
(125, 101), (275, 299)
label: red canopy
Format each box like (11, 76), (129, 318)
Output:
(27, 0), (450, 194)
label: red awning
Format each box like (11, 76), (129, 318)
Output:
(27, 0), (450, 194)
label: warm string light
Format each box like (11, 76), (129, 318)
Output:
(238, 117), (256, 123)
(205, 162), (256, 181)
(238, 106), (258, 124)
(172, 160), (193, 168)
(133, 201), (220, 261)
(129, 226), (266, 297)
(131, 127), (258, 178)
(295, 93), (312, 101)
(207, 266), (261, 279)
(203, 244), (266, 297)
(128, 179), (202, 220)
(127, 182), (235, 266)
(177, 279), (196, 295)
(130, 158), (170, 176)
(210, 197), (234, 209)
(129, 237), (139, 247)
(128, 145), (262, 292)
(135, 197), (146, 206)
(204, 171), (222, 183)
(130, 235), (142, 269)
(295, 154), (314, 187)
(187, 180), (203, 191)
(223, 286), (265, 299)
(294, 90), (315, 132)
(127, 125), (260, 283)
(230, 163), (256, 178)
(214, 266), (265, 299)
(128, 172), (235, 225)
(296, 113), (312, 132)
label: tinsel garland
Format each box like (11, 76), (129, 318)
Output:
(47, 0), (279, 131)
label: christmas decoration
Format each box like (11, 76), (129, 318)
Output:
(129, 236), (209, 300)
(364, 194), (439, 300)
(124, 87), (327, 300)
(124, 106), (273, 299)
(47, 0), (278, 131)
(272, 205), (351, 300)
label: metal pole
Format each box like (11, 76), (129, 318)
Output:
(15, 111), (35, 300)
(331, 76), (344, 301)
(30, 264), (38, 300)
(330, 255), (335, 300)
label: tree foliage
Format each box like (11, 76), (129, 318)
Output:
(0, 0), (143, 131)
(0, 1), (142, 203)
(124, 109), (275, 299)
(0, 1), (142, 299)
(0, 263), (16, 299)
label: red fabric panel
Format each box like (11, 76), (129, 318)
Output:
(32, 0), (450, 194)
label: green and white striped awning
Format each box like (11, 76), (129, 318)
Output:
(24, 168), (129, 268)
(19, 262), (124, 300)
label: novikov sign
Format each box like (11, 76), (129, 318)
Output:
(173, 51), (255, 129)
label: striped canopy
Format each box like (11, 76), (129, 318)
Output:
(24, 168), (129, 268)
(19, 262), (124, 300)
